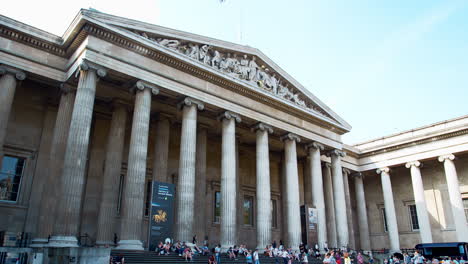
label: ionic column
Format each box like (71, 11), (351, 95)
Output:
(117, 81), (159, 250)
(152, 115), (171, 182)
(329, 150), (349, 248)
(342, 168), (355, 249)
(323, 162), (337, 248)
(219, 111), (241, 250)
(32, 84), (75, 247)
(0, 66), (26, 168)
(438, 154), (468, 241)
(376, 167), (400, 253)
(252, 123), (273, 250)
(95, 101), (128, 246)
(280, 133), (302, 250)
(194, 126), (208, 240)
(49, 62), (106, 247)
(353, 173), (371, 252)
(405, 161), (433, 243)
(174, 98), (204, 243)
(307, 142), (327, 252)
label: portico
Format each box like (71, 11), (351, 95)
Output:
(0, 9), (468, 264)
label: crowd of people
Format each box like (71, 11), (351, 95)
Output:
(149, 237), (467, 264)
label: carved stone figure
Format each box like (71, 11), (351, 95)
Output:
(186, 43), (200, 60)
(270, 74), (279, 94)
(199, 45), (211, 65)
(278, 84), (293, 100)
(248, 56), (258, 81)
(226, 53), (239, 73)
(293, 93), (306, 107)
(239, 55), (250, 79)
(157, 38), (180, 50)
(219, 53), (231, 73)
(257, 70), (270, 90)
(211, 50), (222, 69)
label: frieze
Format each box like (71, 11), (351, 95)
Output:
(126, 29), (331, 118)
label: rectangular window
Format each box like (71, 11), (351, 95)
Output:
(408, 204), (420, 231)
(144, 180), (152, 216)
(214, 191), (221, 223)
(381, 207), (388, 232)
(0, 156), (25, 202)
(271, 200), (278, 228)
(463, 198), (468, 222)
(243, 196), (254, 226)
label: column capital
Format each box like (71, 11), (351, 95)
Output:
(217, 111), (241, 123)
(280, 133), (301, 143)
(78, 60), (107, 78)
(134, 80), (159, 95)
(438, 154), (455, 162)
(251, 122), (273, 134)
(326, 149), (346, 158)
(306, 142), (324, 152)
(405, 160), (422, 169)
(322, 162), (331, 169)
(59, 83), (76, 94)
(376, 167), (390, 174)
(352, 172), (363, 178)
(0, 65), (26, 80)
(342, 168), (351, 175)
(177, 97), (204, 111)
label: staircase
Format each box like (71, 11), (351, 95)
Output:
(111, 250), (323, 264)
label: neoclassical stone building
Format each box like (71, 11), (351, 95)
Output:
(0, 9), (466, 258)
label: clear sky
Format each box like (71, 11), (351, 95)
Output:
(2, 0), (468, 144)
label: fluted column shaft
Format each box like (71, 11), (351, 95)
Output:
(220, 111), (241, 249)
(330, 150), (349, 248)
(342, 169), (355, 249)
(0, 67), (26, 169)
(152, 116), (170, 182)
(96, 103), (128, 245)
(281, 133), (302, 250)
(50, 63), (105, 247)
(438, 154), (468, 241)
(117, 81), (158, 250)
(194, 128), (207, 240)
(377, 168), (400, 252)
(33, 86), (75, 246)
(406, 161), (432, 243)
(308, 143), (327, 251)
(323, 163), (337, 248)
(175, 103), (199, 243)
(354, 174), (371, 252)
(254, 123), (273, 250)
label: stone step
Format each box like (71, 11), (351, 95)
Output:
(111, 250), (323, 264)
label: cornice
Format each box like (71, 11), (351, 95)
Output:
(358, 128), (468, 158)
(0, 26), (65, 56)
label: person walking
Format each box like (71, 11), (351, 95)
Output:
(215, 244), (221, 264)
(253, 249), (260, 264)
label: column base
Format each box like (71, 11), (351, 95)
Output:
(115, 240), (144, 250)
(30, 238), (49, 248)
(47, 236), (79, 247)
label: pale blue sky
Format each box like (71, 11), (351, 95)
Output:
(2, 0), (467, 144)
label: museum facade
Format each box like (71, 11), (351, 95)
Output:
(0, 9), (466, 256)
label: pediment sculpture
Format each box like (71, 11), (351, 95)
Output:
(130, 30), (330, 118)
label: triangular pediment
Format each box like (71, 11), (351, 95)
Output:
(79, 9), (351, 131)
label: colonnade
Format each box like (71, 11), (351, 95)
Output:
(1, 63), (467, 253)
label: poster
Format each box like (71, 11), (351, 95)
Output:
(148, 181), (175, 251)
(308, 207), (318, 230)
